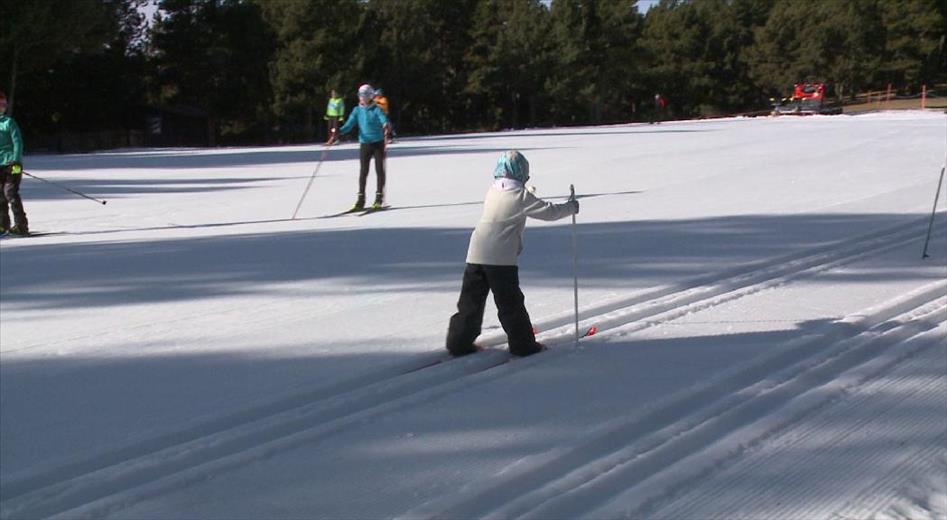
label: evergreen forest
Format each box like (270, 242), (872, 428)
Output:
(2, 0), (944, 149)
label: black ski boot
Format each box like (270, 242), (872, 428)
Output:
(350, 193), (365, 212)
(8, 224), (29, 236)
(372, 191), (384, 210)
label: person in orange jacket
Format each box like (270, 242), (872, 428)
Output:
(373, 88), (389, 115)
(373, 88), (395, 142)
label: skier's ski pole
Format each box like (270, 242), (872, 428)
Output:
(23, 171), (107, 205)
(570, 184), (579, 346)
(292, 143), (332, 220)
(921, 162), (945, 259)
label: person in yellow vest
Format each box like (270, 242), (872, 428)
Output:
(325, 89), (345, 145)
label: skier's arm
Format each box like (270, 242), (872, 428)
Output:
(8, 118), (23, 165)
(339, 109), (358, 135)
(521, 191), (577, 221)
(376, 107), (389, 127)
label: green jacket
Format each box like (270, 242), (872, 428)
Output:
(0, 114), (23, 167)
(325, 96), (345, 119)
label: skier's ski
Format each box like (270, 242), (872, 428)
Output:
(0, 231), (58, 239)
(530, 325), (597, 338)
(318, 208), (363, 219)
(404, 355), (453, 373)
(358, 205), (391, 216)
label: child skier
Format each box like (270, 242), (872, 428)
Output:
(446, 150), (579, 357)
(0, 90), (27, 235)
(339, 84), (390, 210)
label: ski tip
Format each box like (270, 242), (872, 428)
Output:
(584, 325), (597, 337)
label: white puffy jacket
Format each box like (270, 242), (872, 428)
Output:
(465, 179), (577, 266)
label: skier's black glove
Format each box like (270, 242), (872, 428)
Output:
(568, 199), (579, 214)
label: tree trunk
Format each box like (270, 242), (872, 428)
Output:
(511, 91), (520, 129)
(8, 45), (19, 115)
(208, 116), (218, 147)
(304, 109), (314, 142)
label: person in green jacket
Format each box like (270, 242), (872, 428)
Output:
(0, 90), (27, 235)
(325, 89), (345, 145)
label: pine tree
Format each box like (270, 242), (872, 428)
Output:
(151, 0), (276, 145)
(0, 0), (113, 114)
(363, 0), (478, 133)
(546, 0), (642, 125)
(879, 0), (945, 90)
(466, 0), (550, 129)
(639, 0), (708, 117)
(749, 0), (883, 100)
(254, 0), (352, 142)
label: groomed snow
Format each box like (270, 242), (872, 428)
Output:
(1, 111), (945, 519)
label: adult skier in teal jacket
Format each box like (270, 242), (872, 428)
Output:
(0, 90), (27, 235)
(339, 84), (390, 210)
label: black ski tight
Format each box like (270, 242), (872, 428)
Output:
(358, 141), (386, 195)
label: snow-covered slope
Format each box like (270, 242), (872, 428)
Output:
(1, 112), (945, 519)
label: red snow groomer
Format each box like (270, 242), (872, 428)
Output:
(771, 82), (841, 115)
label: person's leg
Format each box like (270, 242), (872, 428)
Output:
(484, 265), (541, 356)
(354, 143), (371, 208)
(372, 141), (386, 205)
(0, 166), (10, 231)
(327, 118), (339, 144)
(446, 264), (490, 356)
(6, 172), (26, 232)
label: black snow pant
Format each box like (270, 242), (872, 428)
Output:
(358, 141), (386, 197)
(446, 263), (541, 357)
(0, 165), (27, 231)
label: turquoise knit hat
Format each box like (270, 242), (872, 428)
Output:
(493, 150), (530, 182)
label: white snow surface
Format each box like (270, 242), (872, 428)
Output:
(1, 112), (946, 519)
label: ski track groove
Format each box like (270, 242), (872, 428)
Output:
(569, 314), (946, 520)
(768, 399), (943, 520)
(652, 337), (946, 519)
(398, 298), (945, 520)
(0, 217), (939, 519)
(827, 444), (947, 520)
(719, 381), (939, 519)
(526, 215), (929, 344)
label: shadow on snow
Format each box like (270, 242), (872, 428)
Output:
(1, 212), (942, 311)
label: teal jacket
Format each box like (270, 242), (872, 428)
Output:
(0, 114), (23, 167)
(339, 103), (389, 144)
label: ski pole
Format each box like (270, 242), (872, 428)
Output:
(292, 143), (332, 220)
(23, 171), (107, 205)
(570, 184), (579, 346)
(921, 162), (945, 259)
